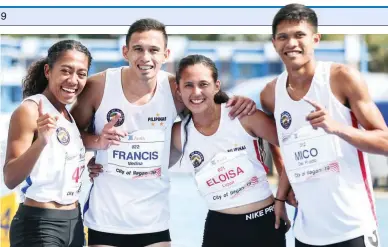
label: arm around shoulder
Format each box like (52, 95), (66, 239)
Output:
(239, 110), (279, 147)
(258, 79), (286, 175)
(239, 79), (278, 145)
(260, 79), (277, 115)
(168, 74), (186, 117)
(70, 71), (106, 131)
(239, 102), (285, 178)
(71, 71), (106, 150)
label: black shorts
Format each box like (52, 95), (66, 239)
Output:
(295, 236), (368, 247)
(202, 204), (287, 247)
(88, 228), (171, 247)
(10, 203), (84, 247)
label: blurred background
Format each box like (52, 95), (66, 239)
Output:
(1, 34), (388, 246)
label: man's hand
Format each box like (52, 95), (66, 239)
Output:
(305, 98), (341, 134)
(97, 113), (127, 149)
(286, 188), (298, 207)
(87, 157), (103, 182)
(274, 200), (291, 232)
(226, 96), (256, 119)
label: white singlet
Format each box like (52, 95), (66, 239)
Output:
(83, 67), (177, 234)
(274, 61), (378, 245)
(19, 94), (85, 205)
(181, 103), (272, 211)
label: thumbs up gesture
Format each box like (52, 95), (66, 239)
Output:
(97, 113), (128, 150)
(36, 99), (59, 145)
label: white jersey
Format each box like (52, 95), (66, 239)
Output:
(274, 61), (378, 245)
(181, 104), (272, 211)
(19, 94), (85, 205)
(83, 67), (177, 234)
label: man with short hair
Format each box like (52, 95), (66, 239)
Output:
(261, 4), (388, 247)
(71, 18), (256, 247)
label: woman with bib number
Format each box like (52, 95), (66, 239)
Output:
(170, 54), (290, 247)
(3, 40), (92, 247)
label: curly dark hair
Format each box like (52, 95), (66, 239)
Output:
(22, 39), (92, 98)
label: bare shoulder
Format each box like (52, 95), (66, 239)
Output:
(239, 109), (266, 128)
(81, 70), (107, 98)
(261, 78), (277, 95)
(260, 78), (278, 114)
(10, 100), (39, 131)
(330, 63), (367, 99)
(86, 70), (107, 91)
(331, 63), (362, 79)
(331, 63), (365, 89)
(77, 70), (107, 109)
(70, 70), (108, 127)
(17, 100), (39, 119)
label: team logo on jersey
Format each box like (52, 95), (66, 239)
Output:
(280, 111), (292, 129)
(107, 108), (125, 127)
(148, 113), (167, 127)
(56, 127), (70, 145)
(189, 151), (204, 168)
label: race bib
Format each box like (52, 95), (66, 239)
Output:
(282, 125), (339, 184)
(62, 147), (85, 201)
(195, 151), (268, 203)
(105, 129), (165, 180)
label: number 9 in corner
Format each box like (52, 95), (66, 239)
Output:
(1, 12), (6, 20)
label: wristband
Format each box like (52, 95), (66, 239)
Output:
(275, 197), (286, 203)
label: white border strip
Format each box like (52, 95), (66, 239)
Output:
(0, 26), (387, 35)
(0, 26), (388, 34)
(0, 0), (387, 7)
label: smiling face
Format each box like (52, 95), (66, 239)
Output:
(122, 30), (170, 82)
(178, 63), (220, 114)
(44, 49), (89, 105)
(272, 20), (320, 71)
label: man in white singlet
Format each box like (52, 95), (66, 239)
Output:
(260, 4), (388, 247)
(70, 18), (256, 247)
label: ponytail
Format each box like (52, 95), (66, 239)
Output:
(22, 58), (49, 98)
